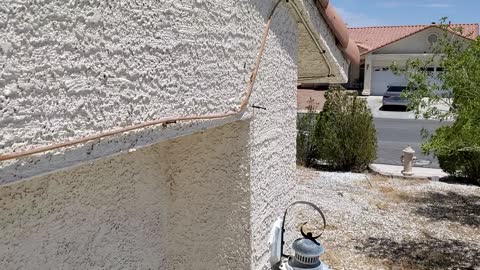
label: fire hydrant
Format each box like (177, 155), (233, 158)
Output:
(401, 146), (416, 176)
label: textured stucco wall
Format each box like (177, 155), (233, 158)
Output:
(0, 0), (254, 149)
(0, 0), (343, 269)
(0, 0), (344, 183)
(0, 0), (271, 182)
(0, 121), (252, 269)
(245, 6), (297, 269)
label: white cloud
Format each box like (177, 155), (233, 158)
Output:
(336, 7), (384, 27)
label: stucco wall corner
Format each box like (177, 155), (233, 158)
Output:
(0, 0), (299, 269)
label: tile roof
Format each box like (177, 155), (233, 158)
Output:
(348, 24), (479, 55)
(315, 0), (360, 64)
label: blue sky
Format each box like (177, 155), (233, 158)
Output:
(334, 0), (479, 27)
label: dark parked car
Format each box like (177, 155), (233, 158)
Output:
(382, 86), (410, 106)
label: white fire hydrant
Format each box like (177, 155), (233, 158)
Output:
(401, 146), (416, 176)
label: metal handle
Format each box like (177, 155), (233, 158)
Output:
(280, 201), (327, 257)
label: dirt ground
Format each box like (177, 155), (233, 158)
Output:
(297, 89), (326, 112)
(294, 167), (480, 270)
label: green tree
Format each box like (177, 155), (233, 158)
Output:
(391, 18), (480, 183)
(313, 85), (377, 172)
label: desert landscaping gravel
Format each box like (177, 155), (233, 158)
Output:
(295, 167), (480, 270)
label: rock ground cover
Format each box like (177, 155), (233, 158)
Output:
(294, 167), (480, 270)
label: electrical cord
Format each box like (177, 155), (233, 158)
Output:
(0, 0), (333, 162)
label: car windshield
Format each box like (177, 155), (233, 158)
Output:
(387, 86), (406, 92)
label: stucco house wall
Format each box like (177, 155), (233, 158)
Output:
(0, 121), (251, 269)
(348, 25), (477, 95)
(0, 0), (348, 269)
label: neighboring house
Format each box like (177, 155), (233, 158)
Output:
(347, 23), (479, 96)
(0, 1), (357, 269)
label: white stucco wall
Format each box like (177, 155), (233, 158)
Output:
(0, 0), (343, 269)
(0, 0), (343, 184)
(0, 0), (278, 166)
(0, 121), (252, 269)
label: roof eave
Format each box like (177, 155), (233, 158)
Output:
(315, 0), (360, 64)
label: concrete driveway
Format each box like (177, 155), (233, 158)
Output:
(365, 96), (452, 120)
(365, 96), (416, 119)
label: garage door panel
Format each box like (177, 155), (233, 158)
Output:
(371, 66), (409, 96)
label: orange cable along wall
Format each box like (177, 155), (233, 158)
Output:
(0, 4), (278, 162)
(0, 0), (358, 162)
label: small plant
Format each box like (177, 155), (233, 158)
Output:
(313, 85), (377, 172)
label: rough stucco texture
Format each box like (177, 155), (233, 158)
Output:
(0, 121), (252, 269)
(0, 0), (304, 185)
(0, 0), (304, 268)
(246, 7), (297, 269)
(0, 0), (264, 152)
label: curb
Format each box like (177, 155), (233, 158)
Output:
(368, 164), (441, 181)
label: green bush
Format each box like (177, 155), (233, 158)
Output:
(296, 99), (318, 167)
(313, 86), (377, 172)
(438, 151), (480, 183)
(423, 117), (480, 184)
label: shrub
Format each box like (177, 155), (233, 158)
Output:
(423, 117), (480, 184)
(438, 151), (480, 184)
(313, 86), (377, 172)
(296, 98), (318, 167)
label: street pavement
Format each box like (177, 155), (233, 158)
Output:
(374, 118), (451, 168)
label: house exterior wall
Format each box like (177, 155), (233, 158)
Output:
(0, 0), (345, 269)
(375, 28), (446, 54)
(0, 0), (264, 160)
(0, 121), (252, 269)
(362, 53), (445, 96)
(348, 62), (362, 86)
(359, 28), (467, 95)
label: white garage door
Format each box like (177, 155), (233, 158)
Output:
(371, 67), (408, 96)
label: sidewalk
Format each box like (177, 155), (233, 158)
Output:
(369, 163), (449, 180)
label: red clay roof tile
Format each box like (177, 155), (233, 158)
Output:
(348, 24), (479, 55)
(316, 0), (360, 64)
